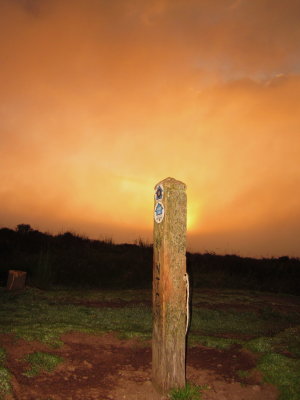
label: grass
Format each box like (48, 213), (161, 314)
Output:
(241, 325), (300, 400)
(2, 287), (298, 348)
(23, 352), (63, 377)
(0, 287), (300, 399)
(169, 383), (208, 400)
(0, 348), (5, 365)
(0, 348), (11, 400)
(258, 353), (300, 400)
(191, 306), (299, 337)
(188, 334), (243, 350)
(0, 288), (152, 346)
(245, 325), (300, 357)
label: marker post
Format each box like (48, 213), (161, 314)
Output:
(152, 177), (187, 394)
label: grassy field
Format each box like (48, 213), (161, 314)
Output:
(0, 287), (300, 400)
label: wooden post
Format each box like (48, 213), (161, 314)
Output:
(7, 270), (27, 290)
(152, 177), (187, 394)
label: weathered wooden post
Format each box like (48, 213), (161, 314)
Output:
(152, 177), (188, 394)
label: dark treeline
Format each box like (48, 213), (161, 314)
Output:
(0, 224), (299, 295)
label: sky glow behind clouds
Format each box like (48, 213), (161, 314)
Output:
(1, 0), (300, 257)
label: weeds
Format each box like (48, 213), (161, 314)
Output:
(169, 383), (208, 400)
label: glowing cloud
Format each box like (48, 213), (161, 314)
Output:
(0, 0), (299, 257)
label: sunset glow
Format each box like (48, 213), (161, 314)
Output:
(1, 0), (300, 257)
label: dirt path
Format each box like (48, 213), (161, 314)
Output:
(2, 332), (278, 400)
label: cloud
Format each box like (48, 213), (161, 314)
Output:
(0, 0), (299, 256)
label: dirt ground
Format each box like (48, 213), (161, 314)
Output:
(1, 331), (278, 400)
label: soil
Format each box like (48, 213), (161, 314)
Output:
(1, 332), (278, 400)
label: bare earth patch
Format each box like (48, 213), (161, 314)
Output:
(1, 332), (278, 400)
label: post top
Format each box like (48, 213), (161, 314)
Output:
(155, 177), (186, 190)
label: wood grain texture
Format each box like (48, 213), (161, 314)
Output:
(152, 177), (187, 394)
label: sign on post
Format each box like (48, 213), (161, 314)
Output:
(152, 177), (188, 394)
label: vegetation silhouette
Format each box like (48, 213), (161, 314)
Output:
(0, 224), (299, 295)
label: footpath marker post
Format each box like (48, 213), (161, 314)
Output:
(152, 177), (188, 394)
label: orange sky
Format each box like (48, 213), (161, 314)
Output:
(1, 0), (300, 257)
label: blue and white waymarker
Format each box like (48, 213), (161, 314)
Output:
(154, 201), (164, 223)
(155, 184), (164, 201)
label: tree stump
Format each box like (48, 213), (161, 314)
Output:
(7, 270), (27, 290)
(152, 177), (187, 394)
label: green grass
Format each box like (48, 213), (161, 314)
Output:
(245, 337), (274, 353)
(1, 287), (300, 399)
(0, 348), (11, 400)
(1, 287), (299, 347)
(241, 325), (300, 400)
(23, 352), (63, 377)
(245, 325), (300, 357)
(272, 326), (300, 357)
(0, 288), (152, 346)
(257, 353), (300, 400)
(188, 334), (243, 350)
(190, 307), (299, 337)
(169, 383), (208, 400)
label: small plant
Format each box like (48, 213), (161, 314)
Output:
(169, 383), (207, 400)
(23, 352), (63, 377)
